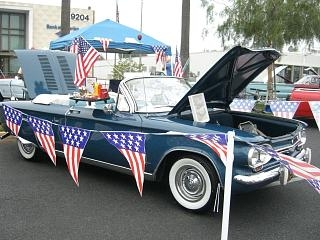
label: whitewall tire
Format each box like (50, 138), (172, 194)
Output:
(169, 156), (218, 212)
(17, 138), (37, 161)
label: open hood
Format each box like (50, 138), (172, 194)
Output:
(169, 46), (280, 115)
(15, 49), (77, 99)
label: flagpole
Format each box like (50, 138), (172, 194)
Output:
(139, 0), (143, 66)
(221, 131), (235, 240)
(114, 0), (119, 66)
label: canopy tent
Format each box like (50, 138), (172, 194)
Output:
(49, 19), (171, 55)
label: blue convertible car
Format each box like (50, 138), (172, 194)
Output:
(0, 46), (311, 212)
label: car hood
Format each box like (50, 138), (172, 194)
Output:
(169, 46), (280, 115)
(15, 49), (77, 99)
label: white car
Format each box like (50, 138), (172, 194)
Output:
(0, 76), (25, 101)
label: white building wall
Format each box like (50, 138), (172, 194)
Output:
(0, 1), (94, 50)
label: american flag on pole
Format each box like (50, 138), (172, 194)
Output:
(27, 116), (56, 165)
(103, 131), (146, 195)
(70, 36), (100, 87)
(152, 45), (167, 64)
(269, 101), (300, 119)
(174, 47), (183, 77)
(2, 104), (22, 136)
(230, 99), (256, 112)
(251, 143), (320, 193)
(100, 38), (110, 52)
(309, 101), (320, 131)
(187, 133), (228, 166)
(59, 125), (91, 186)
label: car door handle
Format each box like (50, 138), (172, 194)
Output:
(68, 109), (81, 114)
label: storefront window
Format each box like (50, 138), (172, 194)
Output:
(0, 12), (26, 51)
(1, 35), (9, 50)
(1, 14), (9, 28)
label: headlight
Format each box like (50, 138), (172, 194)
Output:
(248, 146), (272, 169)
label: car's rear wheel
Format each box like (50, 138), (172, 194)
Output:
(169, 156), (218, 212)
(17, 138), (38, 161)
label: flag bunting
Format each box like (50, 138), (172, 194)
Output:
(59, 125), (91, 186)
(3, 104), (23, 136)
(103, 131), (146, 195)
(2, 104), (320, 194)
(27, 115), (56, 165)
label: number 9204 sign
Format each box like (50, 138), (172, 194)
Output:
(71, 13), (90, 21)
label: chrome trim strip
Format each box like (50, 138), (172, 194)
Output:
(234, 168), (280, 184)
(55, 150), (155, 181)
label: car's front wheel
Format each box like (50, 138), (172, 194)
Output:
(169, 156), (218, 212)
(17, 138), (38, 161)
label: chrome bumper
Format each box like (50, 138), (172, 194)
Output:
(234, 148), (312, 185)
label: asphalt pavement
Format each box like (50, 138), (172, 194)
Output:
(0, 122), (319, 240)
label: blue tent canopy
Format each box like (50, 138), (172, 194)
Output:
(49, 19), (171, 55)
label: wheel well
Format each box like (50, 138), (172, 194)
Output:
(155, 150), (220, 184)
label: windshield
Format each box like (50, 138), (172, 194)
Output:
(124, 77), (190, 113)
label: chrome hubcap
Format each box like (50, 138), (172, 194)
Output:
(176, 166), (206, 202)
(21, 142), (35, 154)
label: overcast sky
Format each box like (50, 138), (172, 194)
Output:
(14, 0), (225, 52)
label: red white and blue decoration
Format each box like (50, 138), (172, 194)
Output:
(229, 99), (256, 112)
(152, 45), (167, 64)
(249, 143), (320, 193)
(99, 38), (110, 52)
(187, 133), (228, 165)
(69, 36), (100, 87)
(309, 101), (320, 130)
(27, 116), (56, 165)
(3, 104), (320, 195)
(269, 100), (300, 119)
(103, 131), (146, 196)
(2, 104), (23, 136)
(173, 47), (183, 78)
(59, 125), (91, 186)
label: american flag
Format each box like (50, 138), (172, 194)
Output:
(309, 101), (320, 131)
(152, 45), (167, 64)
(100, 38), (110, 52)
(251, 143), (320, 193)
(2, 104), (22, 136)
(27, 116), (56, 165)
(187, 133), (228, 166)
(230, 99), (256, 112)
(174, 47), (183, 77)
(70, 36), (100, 87)
(269, 101), (300, 119)
(103, 131), (146, 195)
(59, 125), (91, 186)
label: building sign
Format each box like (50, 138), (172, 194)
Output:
(46, 24), (79, 31)
(71, 13), (90, 21)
